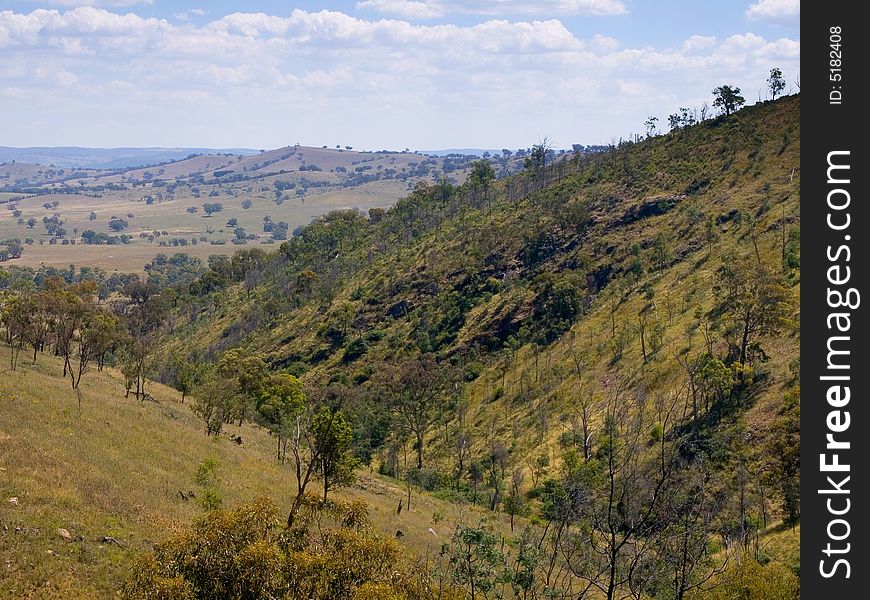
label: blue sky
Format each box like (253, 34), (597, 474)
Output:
(0, 0), (799, 150)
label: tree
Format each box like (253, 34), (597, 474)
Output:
(524, 138), (551, 172)
(311, 406), (358, 501)
(766, 387), (800, 526)
(503, 470), (528, 531)
(767, 67), (786, 100)
(202, 202), (223, 217)
(446, 524), (506, 600)
(712, 85), (745, 116)
(118, 280), (167, 401)
(108, 217), (128, 232)
(272, 221), (288, 240)
(192, 375), (238, 436)
(286, 400), (358, 526)
(374, 355), (454, 469)
(167, 353), (202, 403)
(466, 160), (496, 209)
(712, 253), (794, 366)
(217, 349), (267, 425)
(554, 381), (688, 600)
(26, 217), (37, 229)
(73, 307), (118, 389)
(257, 373), (305, 462)
(241, 199), (253, 209)
(644, 116), (659, 138)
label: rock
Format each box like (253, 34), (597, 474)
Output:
(57, 528), (72, 541)
(7, 497), (18, 506)
(45, 550), (54, 556)
(427, 528), (438, 537)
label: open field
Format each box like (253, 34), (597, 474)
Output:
(1, 145), (505, 271)
(1, 181), (408, 271)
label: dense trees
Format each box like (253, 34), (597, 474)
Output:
(1, 279), (118, 388)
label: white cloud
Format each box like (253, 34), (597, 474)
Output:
(45, 1), (154, 6)
(357, 0), (628, 18)
(746, 0), (799, 24)
(0, 6), (799, 148)
(357, 0), (443, 19)
(682, 35), (716, 53)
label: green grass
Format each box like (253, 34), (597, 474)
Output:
(0, 347), (502, 598)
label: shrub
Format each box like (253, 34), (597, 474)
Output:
(123, 497), (457, 600)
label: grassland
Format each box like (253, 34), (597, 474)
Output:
(0, 346), (500, 598)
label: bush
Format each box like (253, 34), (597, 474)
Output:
(200, 487), (223, 511)
(123, 497), (457, 600)
(343, 338), (369, 363)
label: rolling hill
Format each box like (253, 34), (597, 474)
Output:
(1, 145), (516, 271)
(1, 95), (801, 599)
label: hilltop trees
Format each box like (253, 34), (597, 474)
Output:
(712, 85), (745, 116)
(768, 67), (786, 100)
(524, 139), (551, 172)
(467, 160), (496, 209)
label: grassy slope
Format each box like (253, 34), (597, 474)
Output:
(169, 96), (800, 483)
(0, 347), (495, 598)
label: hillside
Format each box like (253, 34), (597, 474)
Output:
(164, 94), (800, 468)
(0, 347), (497, 598)
(1, 96), (801, 599)
(135, 96), (801, 596)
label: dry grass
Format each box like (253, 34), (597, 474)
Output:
(0, 347), (498, 598)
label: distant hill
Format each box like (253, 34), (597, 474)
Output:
(0, 146), (260, 169)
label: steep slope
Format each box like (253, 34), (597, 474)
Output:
(164, 95), (799, 464)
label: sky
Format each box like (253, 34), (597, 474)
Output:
(0, 0), (800, 150)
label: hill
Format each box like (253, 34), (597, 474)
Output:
(153, 96), (801, 594)
(0, 147), (260, 170)
(1, 96), (801, 599)
(0, 347), (498, 598)
(0, 146), (518, 272)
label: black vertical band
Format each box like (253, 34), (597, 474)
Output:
(802, 4), (868, 596)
